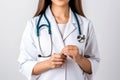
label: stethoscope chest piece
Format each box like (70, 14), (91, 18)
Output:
(77, 35), (85, 43)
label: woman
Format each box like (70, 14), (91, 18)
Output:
(18, 0), (100, 80)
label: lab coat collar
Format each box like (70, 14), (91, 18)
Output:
(62, 9), (83, 40)
(63, 8), (77, 40)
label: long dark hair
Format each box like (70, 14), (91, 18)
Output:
(34, 0), (85, 17)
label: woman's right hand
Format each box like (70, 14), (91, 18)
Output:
(32, 54), (66, 75)
(47, 54), (66, 69)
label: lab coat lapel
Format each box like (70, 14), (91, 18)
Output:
(63, 23), (76, 40)
(63, 9), (77, 40)
(45, 6), (65, 53)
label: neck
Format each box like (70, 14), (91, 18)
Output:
(51, 4), (69, 24)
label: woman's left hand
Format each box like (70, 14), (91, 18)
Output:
(62, 45), (92, 74)
(61, 45), (81, 62)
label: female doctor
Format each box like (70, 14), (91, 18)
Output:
(18, 0), (100, 80)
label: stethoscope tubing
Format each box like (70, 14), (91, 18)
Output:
(36, 11), (85, 57)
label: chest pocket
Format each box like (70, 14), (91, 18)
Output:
(39, 27), (52, 56)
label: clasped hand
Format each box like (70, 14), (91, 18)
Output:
(48, 45), (81, 69)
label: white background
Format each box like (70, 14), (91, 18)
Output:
(0, 0), (120, 80)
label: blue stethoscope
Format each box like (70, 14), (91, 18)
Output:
(36, 12), (85, 57)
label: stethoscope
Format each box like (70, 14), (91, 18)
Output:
(36, 12), (85, 57)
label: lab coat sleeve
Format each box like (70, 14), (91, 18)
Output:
(84, 21), (100, 80)
(18, 20), (39, 80)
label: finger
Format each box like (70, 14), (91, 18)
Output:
(63, 50), (76, 57)
(62, 48), (78, 55)
(52, 54), (62, 59)
(52, 61), (64, 65)
(65, 45), (78, 50)
(54, 54), (67, 60)
(51, 58), (65, 62)
(51, 63), (63, 68)
(60, 54), (67, 59)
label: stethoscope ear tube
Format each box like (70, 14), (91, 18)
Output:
(36, 13), (52, 37)
(73, 12), (81, 35)
(36, 14), (43, 37)
(44, 13), (52, 35)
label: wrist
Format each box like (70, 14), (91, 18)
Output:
(45, 60), (52, 69)
(74, 54), (83, 64)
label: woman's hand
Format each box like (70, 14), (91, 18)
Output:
(61, 45), (81, 63)
(48, 54), (66, 69)
(61, 45), (92, 74)
(32, 54), (66, 75)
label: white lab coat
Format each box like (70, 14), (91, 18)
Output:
(18, 6), (100, 80)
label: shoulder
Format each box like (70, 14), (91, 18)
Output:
(77, 14), (94, 30)
(76, 14), (95, 35)
(77, 14), (92, 25)
(28, 16), (39, 25)
(25, 16), (40, 30)
(23, 16), (40, 35)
